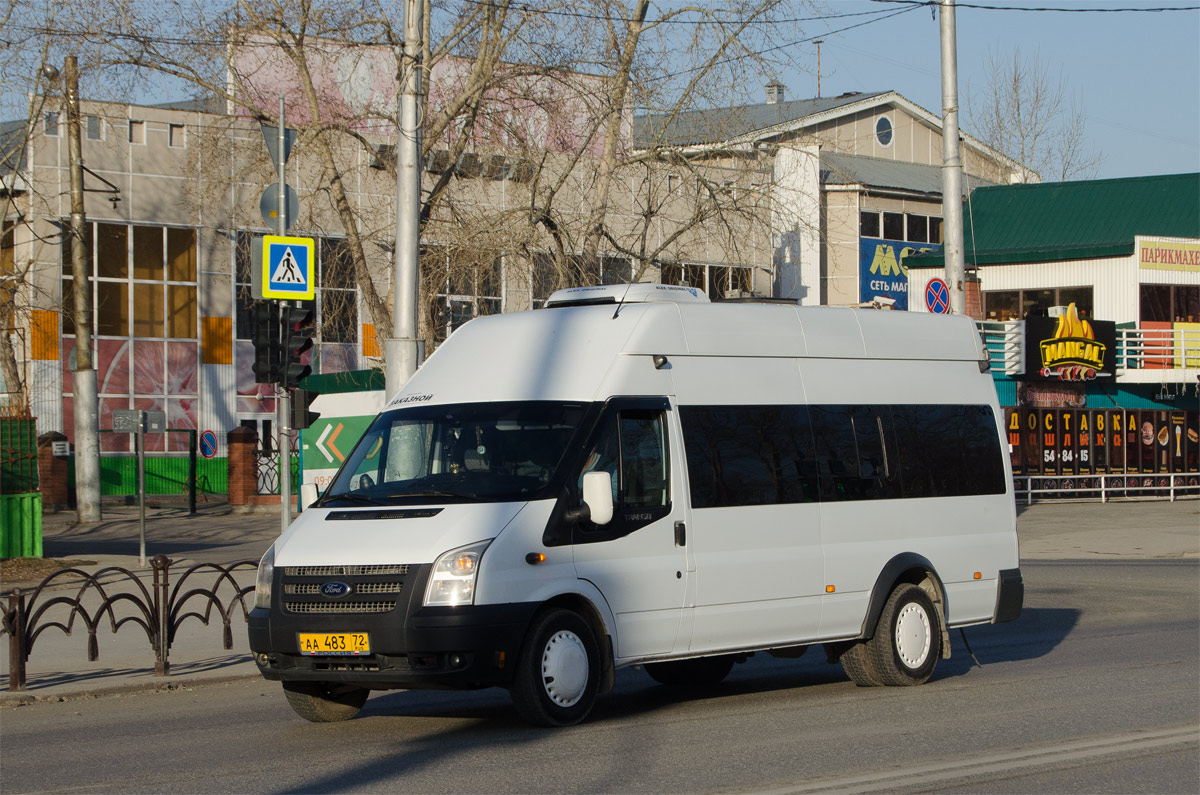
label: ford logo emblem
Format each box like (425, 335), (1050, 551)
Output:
(320, 581), (352, 598)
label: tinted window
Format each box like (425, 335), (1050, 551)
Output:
(577, 408), (671, 538)
(811, 405), (901, 501)
(684, 403), (1005, 507)
(891, 405), (1006, 498)
(680, 405), (817, 508)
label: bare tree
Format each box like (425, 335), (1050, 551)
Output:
(12, 0), (817, 360)
(968, 46), (1101, 182)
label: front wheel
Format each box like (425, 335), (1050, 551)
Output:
(281, 680), (369, 722)
(865, 583), (942, 686)
(510, 609), (600, 727)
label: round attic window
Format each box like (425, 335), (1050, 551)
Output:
(876, 116), (894, 147)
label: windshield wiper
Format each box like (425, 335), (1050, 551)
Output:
(384, 489), (481, 502)
(317, 491), (379, 506)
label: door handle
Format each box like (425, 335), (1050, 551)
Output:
(674, 520), (686, 547)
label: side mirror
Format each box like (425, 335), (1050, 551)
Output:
(581, 471), (614, 525)
(299, 482), (319, 510)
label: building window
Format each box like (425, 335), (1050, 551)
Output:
(875, 116), (893, 147)
(168, 123), (186, 148)
(982, 287), (1094, 321)
(44, 112), (59, 136)
(667, 174), (681, 194)
(929, 217), (944, 244)
(859, 211), (881, 238)
(59, 222), (199, 452)
(660, 261), (751, 299)
(882, 212), (904, 241)
(128, 120), (145, 145)
(906, 214), (928, 243)
(430, 248), (502, 344)
(1141, 284), (1200, 323)
(86, 115), (103, 141)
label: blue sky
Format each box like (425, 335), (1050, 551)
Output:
(771, 0), (1200, 179)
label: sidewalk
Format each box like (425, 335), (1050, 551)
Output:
(2, 498), (1196, 705)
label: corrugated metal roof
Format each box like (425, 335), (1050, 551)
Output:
(911, 173), (1200, 267)
(634, 91), (888, 148)
(821, 152), (997, 196)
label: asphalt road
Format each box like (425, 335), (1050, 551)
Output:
(2, 559), (1197, 794)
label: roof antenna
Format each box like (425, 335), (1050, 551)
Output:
(612, 278), (635, 319)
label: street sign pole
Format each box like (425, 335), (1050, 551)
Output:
(277, 95), (293, 531)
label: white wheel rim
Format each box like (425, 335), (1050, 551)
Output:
(541, 630), (589, 707)
(895, 601), (932, 669)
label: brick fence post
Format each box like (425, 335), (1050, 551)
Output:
(37, 431), (70, 511)
(966, 274), (983, 321)
(227, 426), (258, 508)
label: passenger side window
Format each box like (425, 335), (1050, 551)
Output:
(577, 409), (670, 538)
(811, 405), (900, 501)
(619, 412), (669, 509)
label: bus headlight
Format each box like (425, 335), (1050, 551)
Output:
(254, 545), (275, 610)
(424, 540), (491, 607)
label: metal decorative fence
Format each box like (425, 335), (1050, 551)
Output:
(1014, 473), (1200, 504)
(2, 556), (256, 691)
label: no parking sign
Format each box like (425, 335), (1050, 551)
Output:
(200, 430), (218, 459)
(925, 278), (950, 314)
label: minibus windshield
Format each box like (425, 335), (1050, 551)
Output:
(317, 401), (588, 507)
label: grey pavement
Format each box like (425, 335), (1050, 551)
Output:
(1, 497), (1196, 706)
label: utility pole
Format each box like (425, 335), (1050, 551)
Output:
(277, 96), (292, 531)
(939, 0), (967, 315)
(386, 0), (425, 400)
(57, 56), (101, 522)
(814, 40), (824, 97)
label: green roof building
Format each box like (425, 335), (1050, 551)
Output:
(906, 173), (1198, 445)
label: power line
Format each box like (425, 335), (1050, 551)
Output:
(452, 0), (905, 25)
(870, 1), (1198, 12)
(644, 4), (923, 85)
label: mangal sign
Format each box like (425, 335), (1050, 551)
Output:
(1023, 303), (1116, 381)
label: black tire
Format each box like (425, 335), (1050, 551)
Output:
(864, 583), (942, 686)
(510, 609), (600, 727)
(281, 680), (370, 722)
(645, 655), (735, 687)
(839, 641), (884, 687)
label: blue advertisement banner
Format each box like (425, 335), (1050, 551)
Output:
(858, 238), (941, 310)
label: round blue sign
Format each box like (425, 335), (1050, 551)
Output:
(200, 430), (218, 459)
(925, 278), (950, 314)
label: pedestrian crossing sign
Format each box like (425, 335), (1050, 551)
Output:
(262, 235), (315, 300)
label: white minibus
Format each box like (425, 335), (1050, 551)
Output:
(249, 284), (1023, 726)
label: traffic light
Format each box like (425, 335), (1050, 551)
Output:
(292, 388), (321, 430)
(281, 303), (315, 389)
(251, 302), (281, 384)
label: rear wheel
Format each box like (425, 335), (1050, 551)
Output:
(645, 655), (735, 687)
(839, 642), (884, 687)
(281, 680), (369, 722)
(866, 583), (942, 686)
(511, 609), (600, 727)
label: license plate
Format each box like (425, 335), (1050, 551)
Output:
(298, 632), (370, 656)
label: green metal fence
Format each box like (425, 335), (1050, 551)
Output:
(0, 417), (38, 494)
(0, 416), (41, 558)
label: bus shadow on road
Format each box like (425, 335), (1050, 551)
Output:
(937, 606), (1082, 678)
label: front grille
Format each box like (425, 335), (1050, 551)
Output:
(284, 582), (403, 595)
(285, 565), (410, 577)
(284, 601), (397, 614)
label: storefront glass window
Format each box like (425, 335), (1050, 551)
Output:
(983, 291), (1020, 321)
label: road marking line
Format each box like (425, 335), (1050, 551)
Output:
(754, 725), (1199, 795)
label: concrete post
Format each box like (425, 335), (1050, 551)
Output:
(63, 55), (100, 521)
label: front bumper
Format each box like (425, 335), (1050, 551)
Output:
(247, 562), (540, 690)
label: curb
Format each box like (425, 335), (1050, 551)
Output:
(0, 670), (263, 707)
